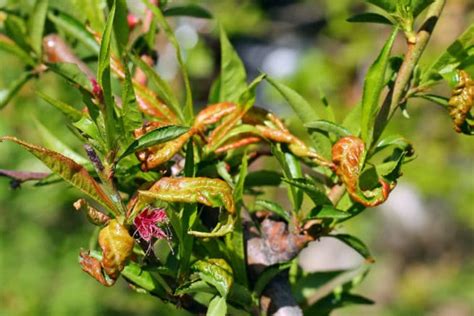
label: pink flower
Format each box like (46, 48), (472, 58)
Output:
(134, 207), (169, 242)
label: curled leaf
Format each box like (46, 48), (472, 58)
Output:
(73, 198), (110, 226)
(191, 258), (233, 298)
(448, 70), (474, 135)
(332, 136), (392, 207)
(98, 219), (135, 280)
(140, 177), (235, 214)
(0, 136), (119, 214)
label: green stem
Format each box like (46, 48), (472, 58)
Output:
(373, 0), (446, 144)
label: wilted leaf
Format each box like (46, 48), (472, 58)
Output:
(192, 258), (233, 297)
(0, 136), (119, 214)
(140, 177), (235, 214)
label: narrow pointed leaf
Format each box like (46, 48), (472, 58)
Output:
(331, 234), (374, 263)
(305, 120), (352, 138)
(143, 0), (194, 121)
(28, 0), (49, 55)
(0, 71), (34, 109)
(120, 56), (143, 138)
(37, 91), (83, 122)
(254, 199), (291, 222)
(360, 28), (398, 146)
(219, 25), (247, 103)
(347, 12), (393, 25)
(164, 5), (213, 19)
(307, 205), (351, 220)
(47, 11), (100, 53)
(47, 63), (93, 92)
(119, 125), (189, 160)
(365, 0), (396, 13)
(0, 136), (118, 214)
(0, 38), (36, 66)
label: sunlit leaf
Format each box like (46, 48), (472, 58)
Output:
(218, 25), (247, 103)
(331, 234), (374, 263)
(119, 125), (189, 160)
(360, 28), (398, 146)
(0, 136), (119, 214)
(207, 296), (227, 316)
(192, 258), (233, 298)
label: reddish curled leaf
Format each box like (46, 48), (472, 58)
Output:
(139, 130), (194, 171)
(0, 136), (119, 214)
(73, 198), (110, 226)
(448, 70), (474, 134)
(99, 219), (135, 279)
(140, 177), (235, 214)
(215, 136), (261, 154)
(194, 102), (237, 130)
(79, 251), (114, 286)
(332, 136), (392, 207)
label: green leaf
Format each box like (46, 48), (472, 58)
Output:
(244, 170), (282, 187)
(331, 234), (374, 263)
(34, 119), (90, 165)
(360, 28), (398, 146)
(422, 24), (474, 86)
(0, 136), (119, 214)
(272, 145), (303, 211)
(304, 292), (374, 315)
(111, 0), (129, 56)
(47, 11), (100, 53)
(373, 135), (413, 154)
(130, 54), (184, 122)
(192, 258), (233, 298)
(266, 76), (331, 157)
(253, 262), (291, 297)
(342, 103), (362, 136)
(0, 71), (34, 109)
(218, 25), (248, 103)
(0, 37), (36, 66)
(47, 63), (93, 92)
(164, 4), (213, 19)
(417, 94), (449, 107)
(98, 2), (117, 148)
(74, 0), (105, 31)
(37, 91), (83, 122)
(305, 120), (352, 138)
(4, 14), (32, 55)
(347, 12), (393, 25)
(411, 0), (435, 17)
(28, 0), (49, 55)
(143, 0), (194, 122)
(119, 125), (189, 160)
(365, 0), (396, 13)
(307, 205), (351, 220)
(120, 56), (143, 140)
(254, 199), (291, 222)
(122, 262), (168, 297)
(233, 153), (248, 203)
(207, 296), (227, 316)
(282, 178), (333, 206)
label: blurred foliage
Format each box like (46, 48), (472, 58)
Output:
(0, 0), (473, 315)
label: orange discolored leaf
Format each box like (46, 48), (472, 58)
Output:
(332, 136), (392, 207)
(73, 199), (110, 226)
(140, 177), (235, 214)
(0, 136), (119, 214)
(448, 70), (474, 134)
(99, 219), (135, 279)
(79, 251), (114, 286)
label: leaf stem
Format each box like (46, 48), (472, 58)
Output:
(373, 0), (446, 143)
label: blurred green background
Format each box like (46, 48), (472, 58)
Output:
(0, 0), (473, 315)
